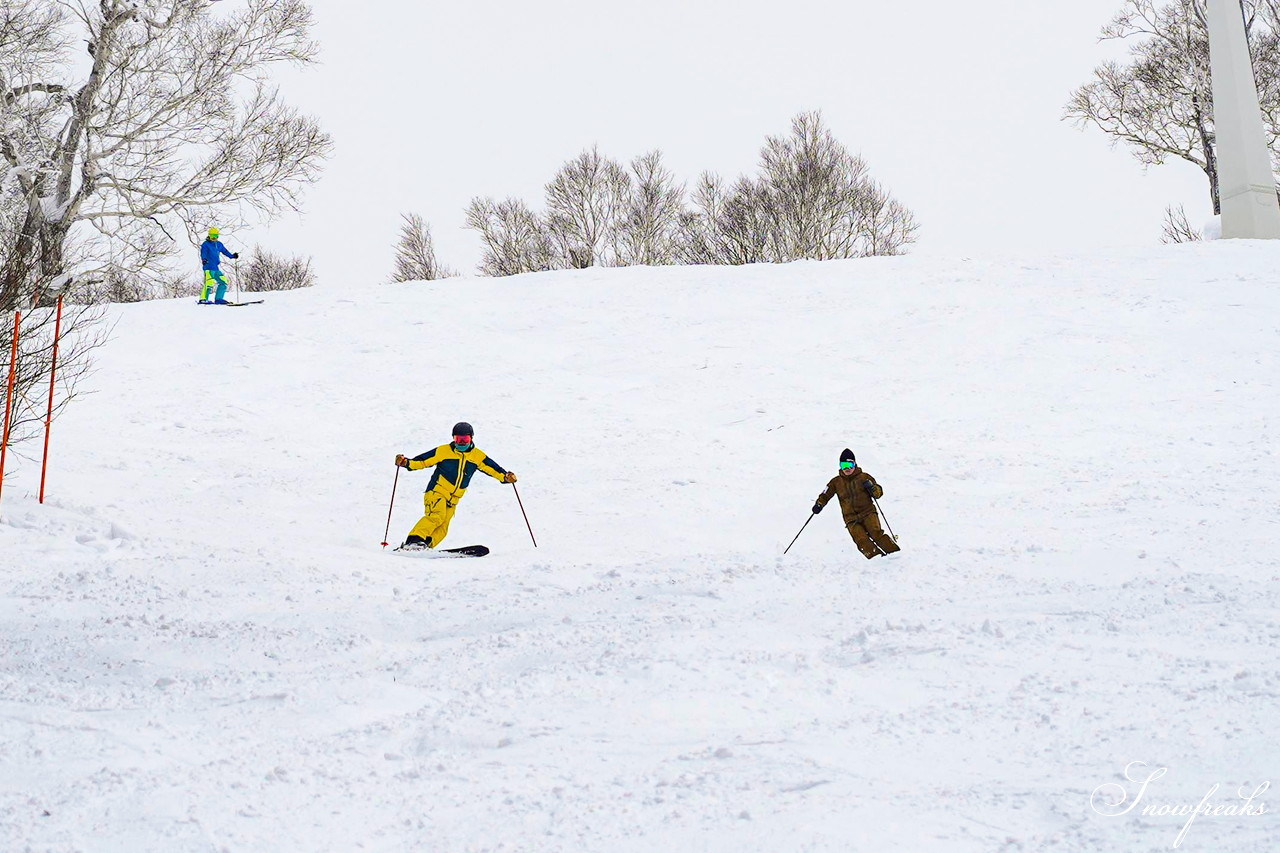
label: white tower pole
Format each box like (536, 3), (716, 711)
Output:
(1207, 0), (1280, 238)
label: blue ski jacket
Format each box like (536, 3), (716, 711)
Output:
(200, 239), (234, 271)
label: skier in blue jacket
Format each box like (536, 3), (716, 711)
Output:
(199, 227), (239, 304)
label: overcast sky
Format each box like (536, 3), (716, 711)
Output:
(241, 0), (1211, 286)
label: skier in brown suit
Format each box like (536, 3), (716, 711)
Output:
(813, 448), (900, 559)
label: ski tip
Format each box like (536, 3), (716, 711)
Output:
(442, 545), (489, 557)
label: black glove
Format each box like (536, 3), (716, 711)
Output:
(863, 481), (875, 495)
(231, 252), (239, 259)
(812, 503), (823, 514)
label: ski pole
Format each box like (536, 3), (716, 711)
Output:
(234, 255), (240, 304)
(783, 512), (814, 555)
(872, 496), (897, 542)
(511, 482), (537, 547)
(380, 464), (400, 548)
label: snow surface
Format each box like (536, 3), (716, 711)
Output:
(2, 245), (1279, 852)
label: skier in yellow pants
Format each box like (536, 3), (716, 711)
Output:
(394, 421), (516, 550)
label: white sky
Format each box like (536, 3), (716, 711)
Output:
(240, 0), (1211, 285)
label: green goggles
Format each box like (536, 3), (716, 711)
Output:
(839, 461), (855, 470)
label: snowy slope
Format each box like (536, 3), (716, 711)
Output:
(1, 244), (1278, 852)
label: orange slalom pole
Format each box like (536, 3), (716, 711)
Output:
(0, 310), (21, 507)
(38, 295), (64, 504)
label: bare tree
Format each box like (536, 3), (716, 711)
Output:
(242, 245), (315, 291)
(759, 112), (860, 259)
(459, 118), (914, 274)
(717, 177), (782, 265)
(72, 268), (156, 303)
(617, 151), (685, 266)
(674, 113), (917, 265)
(675, 172), (733, 265)
(1065, 0), (1280, 215)
(391, 213), (454, 282)
(465, 197), (556, 277)
(65, 262), (199, 303)
(854, 181), (921, 258)
(0, 301), (106, 455)
(1161, 203), (1205, 241)
(544, 146), (631, 268)
(757, 111), (918, 261)
(61, 221), (176, 302)
(156, 272), (200, 301)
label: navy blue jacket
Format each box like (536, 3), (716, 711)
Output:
(407, 443), (507, 502)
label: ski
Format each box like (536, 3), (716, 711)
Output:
(443, 545), (489, 557)
(196, 300), (263, 307)
(392, 544), (489, 558)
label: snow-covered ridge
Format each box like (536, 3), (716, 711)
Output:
(2, 245), (1278, 851)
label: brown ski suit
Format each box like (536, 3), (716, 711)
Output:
(815, 468), (900, 559)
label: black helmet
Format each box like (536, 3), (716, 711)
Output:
(839, 448), (856, 465)
(451, 422), (474, 437)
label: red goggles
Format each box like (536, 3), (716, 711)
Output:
(453, 435), (473, 445)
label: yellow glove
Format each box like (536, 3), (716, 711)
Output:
(395, 454), (408, 468)
(503, 471), (517, 483)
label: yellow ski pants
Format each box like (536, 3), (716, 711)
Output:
(407, 489), (459, 547)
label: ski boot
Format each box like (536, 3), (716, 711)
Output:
(399, 535), (432, 552)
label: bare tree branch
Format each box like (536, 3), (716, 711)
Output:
(391, 213), (455, 282)
(1161, 202), (1204, 241)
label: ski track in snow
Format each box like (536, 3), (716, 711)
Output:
(2, 245), (1279, 852)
